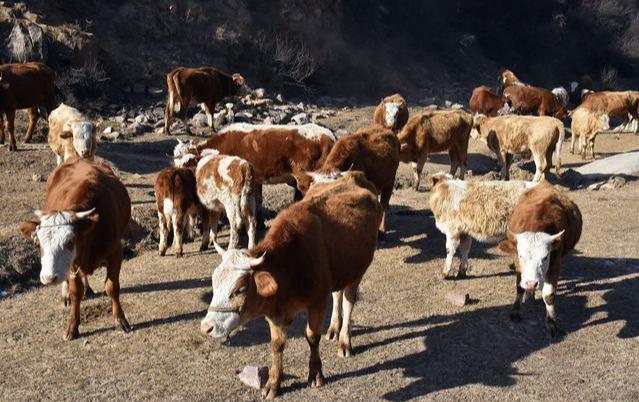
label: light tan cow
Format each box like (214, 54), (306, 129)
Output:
(570, 107), (610, 159)
(48, 103), (97, 165)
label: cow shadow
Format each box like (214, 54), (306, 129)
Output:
(121, 277), (210, 295)
(97, 139), (177, 174)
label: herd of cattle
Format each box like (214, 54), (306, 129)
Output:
(6, 61), (634, 398)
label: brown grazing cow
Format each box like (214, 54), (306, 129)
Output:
(469, 86), (512, 117)
(398, 109), (472, 190)
(578, 90), (639, 132)
(500, 183), (582, 337)
(164, 67), (247, 135)
(503, 85), (568, 120)
(293, 125), (400, 240)
(200, 172), (381, 399)
(154, 166), (199, 257)
(20, 158), (131, 340)
(373, 93), (409, 132)
(0, 62), (55, 150)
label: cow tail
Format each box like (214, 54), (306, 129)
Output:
(240, 163), (257, 230)
(555, 123), (563, 178)
(171, 72), (182, 114)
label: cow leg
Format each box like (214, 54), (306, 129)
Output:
(510, 272), (525, 321)
(542, 281), (558, 337)
(202, 102), (214, 129)
(378, 186), (392, 242)
(263, 317), (287, 400)
(6, 109), (16, 151)
(589, 138), (596, 160)
(449, 149), (460, 178)
(0, 113), (4, 144)
(245, 203), (257, 249)
(158, 211), (170, 256)
(411, 155), (427, 191)
(164, 100), (173, 135)
(81, 272), (95, 298)
(105, 251), (131, 333)
(442, 233), (460, 279)
(256, 183), (266, 230)
(202, 211), (220, 252)
(338, 281), (359, 357)
(457, 234), (472, 278)
(326, 290), (342, 341)
(225, 205), (240, 250)
(533, 152), (546, 182)
(500, 151), (511, 180)
(23, 107), (39, 143)
(570, 130), (577, 154)
(172, 210), (185, 257)
(64, 272), (83, 340)
(306, 304), (327, 388)
(61, 280), (70, 306)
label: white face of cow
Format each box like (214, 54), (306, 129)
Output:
(384, 102), (400, 128)
(69, 121), (94, 158)
(514, 231), (564, 291)
(200, 246), (265, 340)
(173, 139), (197, 167)
(30, 209), (95, 285)
(601, 114), (611, 131)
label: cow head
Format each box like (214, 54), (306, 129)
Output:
(200, 242), (275, 340)
(20, 208), (99, 285)
(60, 121), (95, 158)
(293, 169), (349, 195)
(172, 139), (198, 167)
(384, 102), (401, 128)
(499, 230), (565, 291)
(232, 73), (249, 96)
(470, 114), (487, 139)
(425, 172), (453, 189)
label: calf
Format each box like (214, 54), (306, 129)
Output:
(20, 158), (131, 340)
(570, 107), (610, 159)
(196, 149), (257, 250)
(0, 62), (55, 150)
(428, 173), (536, 278)
(293, 125), (399, 240)
(372, 93), (409, 132)
(164, 66), (247, 135)
(398, 109), (472, 190)
(469, 86), (512, 117)
(154, 166), (199, 257)
(48, 103), (97, 165)
(499, 183), (582, 337)
(578, 90), (639, 133)
(503, 85), (568, 120)
(471, 114), (564, 181)
(200, 172), (381, 399)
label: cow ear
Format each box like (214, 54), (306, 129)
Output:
(499, 239), (517, 255)
(426, 174), (445, 189)
(20, 220), (39, 241)
(293, 172), (312, 195)
(232, 73), (245, 87)
(59, 130), (73, 139)
(254, 271), (277, 297)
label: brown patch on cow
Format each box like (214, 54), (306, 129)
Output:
(469, 86), (508, 117)
(504, 85), (567, 120)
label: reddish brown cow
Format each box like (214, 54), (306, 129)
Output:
(498, 68), (527, 92)
(293, 125), (400, 240)
(578, 90), (639, 132)
(20, 158), (131, 340)
(500, 183), (582, 337)
(504, 85), (568, 120)
(164, 67), (247, 135)
(0, 62), (55, 150)
(469, 86), (511, 117)
(200, 172), (381, 399)
(373, 93), (409, 132)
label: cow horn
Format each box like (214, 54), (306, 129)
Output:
(248, 252), (266, 267)
(33, 209), (45, 219)
(548, 230), (565, 242)
(213, 240), (226, 256)
(75, 208), (96, 219)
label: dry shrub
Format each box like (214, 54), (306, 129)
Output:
(601, 65), (619, 89)
(57, 56), (109, 104)
(256, 31), (317, 91)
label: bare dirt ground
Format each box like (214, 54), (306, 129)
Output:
(0, 108), (638, 401)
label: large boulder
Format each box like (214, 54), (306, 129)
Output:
(576, 152), (639, 178)
(5, 19), (48, 62)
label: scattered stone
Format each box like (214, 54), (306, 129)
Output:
(114, 115), (126, 124)
(127, 122), (147, 136)
(225, 103), (235, 111)
(103, 126), (113, 135)
(148, 87), (164, 95)
(254, 88), (266, 99)
(102, 131), (122, 141)
(262, 116), (274, 125)
(446, 290), (470, 307)
(291, 112), (309, 125)
(154, 119), (165, 128)
(238, 365), (269, 390)
(31, 173), (44, 182)
(444, 100), (452, 108)
(192, 112), (209, 128)
(275, 93), (284, 103)
(589, 175), (627, 191)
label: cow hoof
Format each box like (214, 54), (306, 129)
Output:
(325, 326), (339, 341)
(63, 327), (80, 341)
(199, 245), (208, 252)
(509, 311), (521, 322)
(337, 343), (352, 357)
(308, 370), (325, 388)
(116, 317), (132, 333)
(456, 271), (468, 279)
(175, 252), (183, 259)
(8, 144), (17, 152)
(159, 249), (167, 256)
(440, 271), (453, 280)
(261, 381), (279, 400)
(546, 321), (558, 338)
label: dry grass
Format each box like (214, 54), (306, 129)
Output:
(0, 109), (638, 401)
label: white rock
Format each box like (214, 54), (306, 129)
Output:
(254, 88), (266, 99)
(576, 151), (639, 177)
(103, 126), (113, 134)
(291, 112), (309, 125)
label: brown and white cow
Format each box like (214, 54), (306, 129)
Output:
(499, 183), (582, 337)
(372, 93), (409, 132)
(578, 90), (639, 133)
(0, 62), (56, 150)
(469, 86), (512, 117)
(292, 125), (400, 240)
(196, 149), (257, 250)
(503, 85), (568, 120)
(48, 103), (97, 165)
(20, 158), (131, 340)
(200, 171), (381, 399)
(164, 67), (248, 135)
(497, 68), (527, 92)
(398, 109), (472, 190)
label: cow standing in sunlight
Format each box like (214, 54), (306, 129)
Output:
(20, 158), (131, 340)
(200, 172), (381, 399)
(499, 183), (582, 337)
(373, 93), (409, 133)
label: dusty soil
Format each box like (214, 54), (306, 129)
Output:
(0, 107), (638, 401)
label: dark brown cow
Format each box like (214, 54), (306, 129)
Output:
(154, 166), (199, 257)
(498, 68), (527, 92)
(20, 158), (131, 340)
(0, 62), (55, 150)
(499, 183), (582, 337)
(200, 172), (381, 399)
(469, 86), (511, 117)
(293, 125), (400, 240)
(504, 85), (568, 120)
(373, 93), (409, 132)
(164, 67), (247, 135)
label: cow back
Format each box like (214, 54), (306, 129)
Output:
(0, 62), (55, 109)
